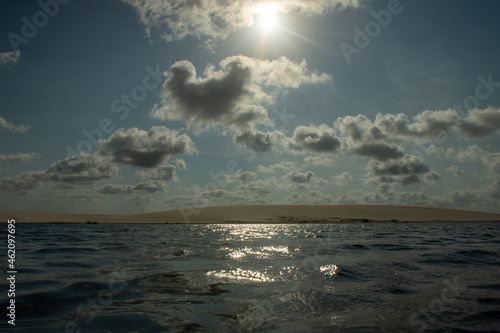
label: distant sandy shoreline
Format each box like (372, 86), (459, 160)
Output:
(1, 205), (500, 224)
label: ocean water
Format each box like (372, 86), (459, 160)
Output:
(1, 222), (500, 333)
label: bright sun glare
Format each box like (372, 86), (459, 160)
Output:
(254, 3), (280, 32)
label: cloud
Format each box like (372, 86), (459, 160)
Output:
(446, 165), (464, 176)
(237, 179), (276, 194)
(483, 154), (500, 175)
(257, 161), (297, 173)
(284, 170), (314, 184)
(151, 56), (330, 135)
(457, 107), (500, 138)
(334, 172), (353, 185)
(136, 165), (177, 181)
(423, 171), (440, 184)
(233, 130), (283, 152)
(365, 155), (438, 186)
(222, 171), (257, 184)
(350, 143), (404, 161)
(0, 50), (21, 67)
(303, 155), (335, 166)
(1, 154), (118, 192)
(99, 180), (168, 195)
(98, 126), (196, 168)
(287, 124), (341, 154)
(0, 115), (30, 133)
(0, 153), (39, 166)
(335, 107), (500, 143)
(446, 145), (500, 175)
(174, 158), (187, 169)
(121, 0), (360, 47)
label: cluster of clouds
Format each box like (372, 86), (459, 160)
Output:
(151, 55), (331, 134)
(0, 126), (195, 194)
(121, 0), (361, 47)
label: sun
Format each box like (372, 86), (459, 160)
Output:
(254, 3), (280, 32)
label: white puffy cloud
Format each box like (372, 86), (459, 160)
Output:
(98, 126), (196, 168)
(0, 115), (30, 133)
(174, 159), (187, 169)
(121, 0), (361, 47)
(136, 165), (177, 181)
(335, 107), (500, 143)
(334, 172), (353, 185)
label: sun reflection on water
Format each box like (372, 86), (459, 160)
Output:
(207, 268), (275, 282)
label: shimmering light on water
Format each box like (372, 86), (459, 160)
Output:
(1, 222), (499, 332)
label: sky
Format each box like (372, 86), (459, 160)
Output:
(0, 0), (499, 214)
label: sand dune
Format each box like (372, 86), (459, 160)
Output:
(2, 205), (500, 224)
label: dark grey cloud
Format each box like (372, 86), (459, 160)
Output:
(288, 124), (341, 154)
(365, 155), (438, 186)
(284, 171), (314, 184)
(98, 126), (195, 168)
(233, 130), (283, 152)
(1, 154), (118, 192)
(0, 171), (44, 192)
(457, 107), (500, 138)
(351, 143), (404, 161)
(152, 56), (330, 135)
(423, 171), (441, 184)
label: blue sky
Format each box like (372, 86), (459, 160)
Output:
(1, 0), (499, 214)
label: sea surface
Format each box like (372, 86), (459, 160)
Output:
(1, 222), (500, 332)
